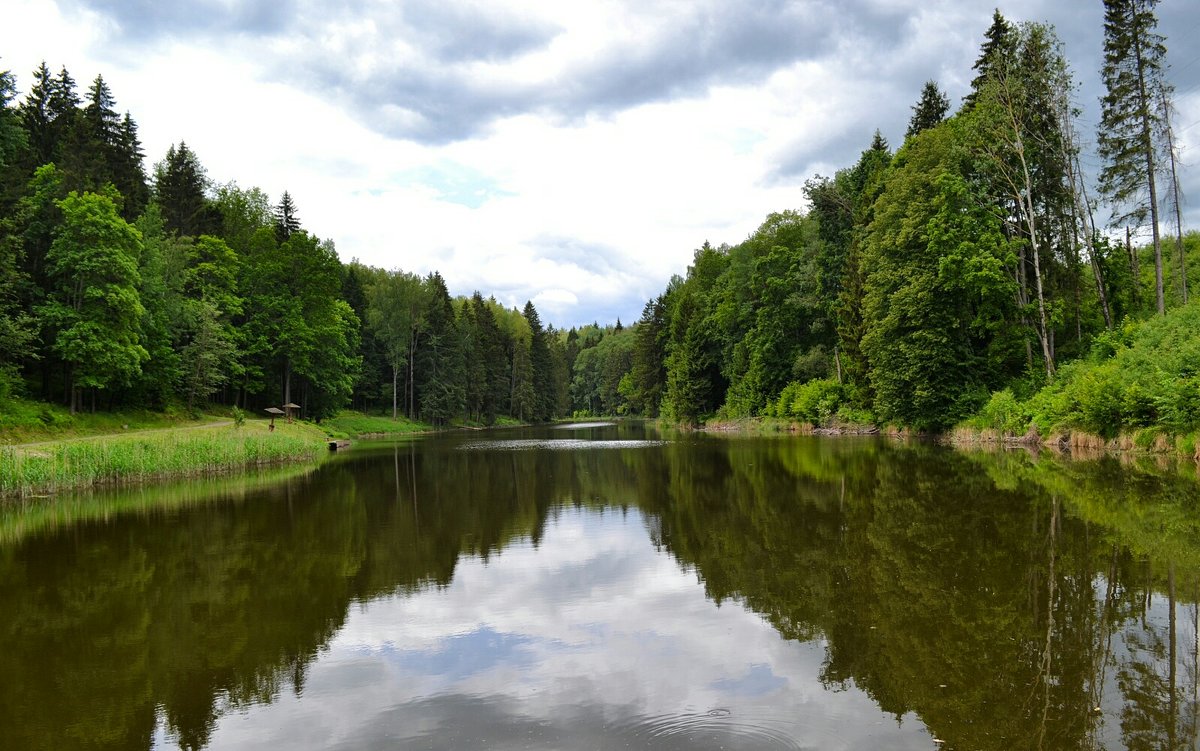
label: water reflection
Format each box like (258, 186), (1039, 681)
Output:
(0, 423), (1197, 750)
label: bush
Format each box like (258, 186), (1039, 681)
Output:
(978, 389), (1030, 434)
(773, 378), (845, 426)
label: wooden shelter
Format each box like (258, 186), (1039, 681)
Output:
(264, 406), (285, 431)
(282, 402), (301, 423)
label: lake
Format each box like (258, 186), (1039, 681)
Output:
(2, 421), (1198, 750)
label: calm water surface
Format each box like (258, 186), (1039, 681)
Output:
(2, 422), (1199, 750)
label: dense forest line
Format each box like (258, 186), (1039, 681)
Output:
(1, 1), (1197, 435)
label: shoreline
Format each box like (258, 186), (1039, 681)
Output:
(0, 420), (330, 499)
(701, 418), (1200, 462)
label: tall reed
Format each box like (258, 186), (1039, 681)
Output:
(1, 425), (324, 498)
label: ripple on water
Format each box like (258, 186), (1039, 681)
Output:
(610, 709), (814, 750)
(458, 439), (665, 451)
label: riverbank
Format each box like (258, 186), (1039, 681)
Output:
(948, 425), (1200, 461)
(321, 410), (526, 439)
(701, 416), (1200, 462)
(0, 419), (329, 498)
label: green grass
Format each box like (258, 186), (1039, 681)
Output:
(0, 397), (224, 444)
(0, 420), (327, 498)
(321, 410), (432, 438)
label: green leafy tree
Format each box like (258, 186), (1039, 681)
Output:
(177, 235), (242, 410)
(470, 293), (511, 423)
(968, 22), (1075, 378)
(1098, 0), (1172, 315)
(804, 134), (892, 389)
(860, 122), (1018, 430)
(366, 268), (427, 418)
(38, 189), (147, 412)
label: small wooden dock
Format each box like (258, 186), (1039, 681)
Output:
(328, 439), (351, 451)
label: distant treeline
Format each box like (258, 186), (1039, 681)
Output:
(1, 2), (1197, 432)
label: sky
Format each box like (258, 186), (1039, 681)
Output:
(3, 0), (1199, 328)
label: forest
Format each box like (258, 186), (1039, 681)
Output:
(0, 0), (1197, 437)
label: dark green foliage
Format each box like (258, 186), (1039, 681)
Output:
(622, 296), (669, 416)
(860, 123), (1018, 431)
(155, 142), (216, 237)
(1098, 0), (1171, 315)
(274, 190), (300, 242)
(524, 301), (556, 422)
(963, 10), (1017, 111)
(906, 80), (950, 139)
(0, 66), (27, 172)
(417, 273), (465, 425)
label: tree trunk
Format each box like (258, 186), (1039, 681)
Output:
(1133, 32), (1164, 315)
(284, 358), (292, 407)
(392, 364), (399, 419)
(1128, 228), (1139, 309)
(1162, 95), (1188, 304)
(1070, 153), (1113, 328)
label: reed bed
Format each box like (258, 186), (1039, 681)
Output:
(0, 423), (325, 498)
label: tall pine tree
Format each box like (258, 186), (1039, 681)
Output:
(1098, 0), (1172, 315)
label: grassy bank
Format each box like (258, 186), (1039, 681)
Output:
(321, 411), (432, 438)
(321, 410), (525, 438)
(0, 396), (230, 444)
(0, 419), (328, 498)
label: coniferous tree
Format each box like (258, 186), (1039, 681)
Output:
(906, 80), (950, 139)
(417, 272), (465, 424)
(470, 292), (509, 423)
(18, 62), (55, 167)
(113, 113), (149, 220)
(1098, 0), (1171, 315)
(624, 295), (669, 416)
(524, 301), (555, 421)
(155, 142), (213, 237)
(0, 66), (27, 172)
(274, 190), (300, 242)
(964, 10), (1017, 110)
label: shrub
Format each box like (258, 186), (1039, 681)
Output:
(978, 389), (1030, 434)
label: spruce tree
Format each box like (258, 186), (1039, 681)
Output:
(19, 62), (57, 166)
(1098, 0), (1171, 315)
(0, 66), (28, 171)
(155, 142), (213, 236)
(964, 10), (1017, 110)
(114, 113), (149, 219)
(906, 80), (950, 139)
(524, 301), (555, 422)
(275, 190), (301, 242)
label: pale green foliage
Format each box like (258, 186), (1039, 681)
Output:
(770, 378), (845, 426)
